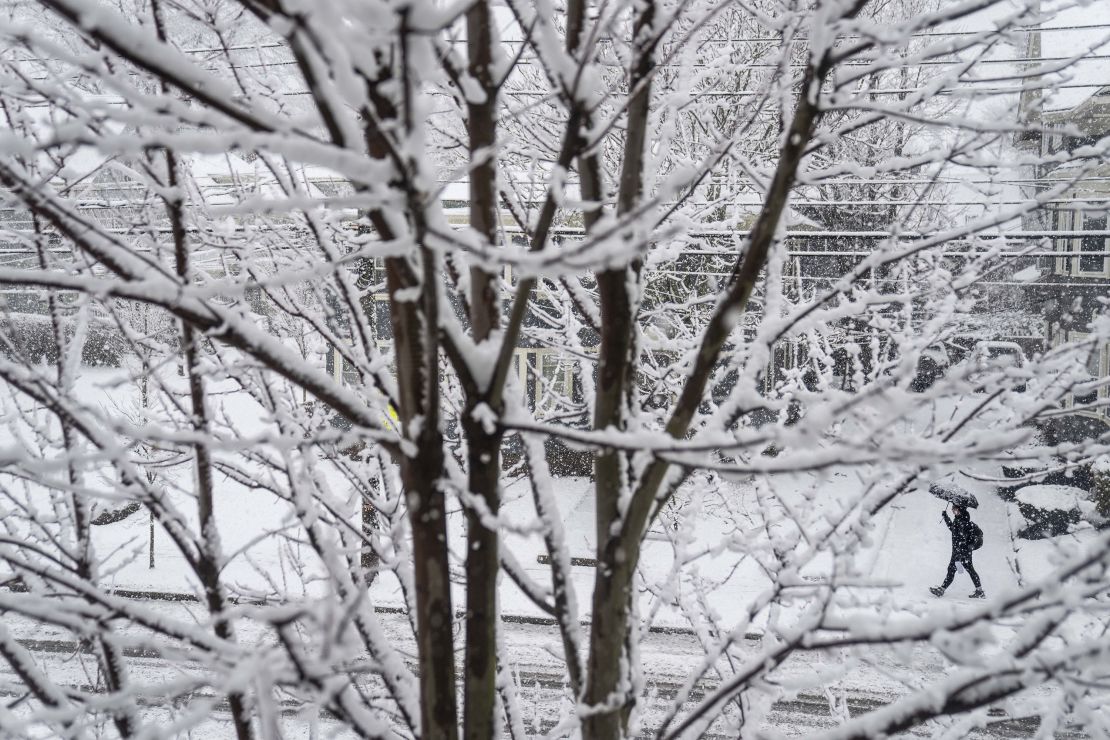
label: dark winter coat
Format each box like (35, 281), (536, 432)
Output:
(943, 509), (975, 559)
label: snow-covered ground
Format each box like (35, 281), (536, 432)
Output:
(71, 440), (1026, 631)
(1, 367), (1084, 621)
(2, 367), (1103, 737)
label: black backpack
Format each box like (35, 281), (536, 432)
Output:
(967, 520), (984, 551)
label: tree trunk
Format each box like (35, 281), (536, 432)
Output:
(583, 3), (655, 736)
(462, 422), (501, 740)
(388, 247), (458, 740)
(463, 2), (504, 736)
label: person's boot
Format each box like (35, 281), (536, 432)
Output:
(969, 589), (986, 599)
(929, 586), (945, 597)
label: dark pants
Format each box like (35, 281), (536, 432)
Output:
(940, 553), (981, 590)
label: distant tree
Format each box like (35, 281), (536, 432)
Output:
(0, 0), (1109, 739)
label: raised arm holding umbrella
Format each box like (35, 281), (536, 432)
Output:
(928, 482), (986, 599)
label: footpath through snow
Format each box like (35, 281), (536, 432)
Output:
(867, 471), (1019, 604)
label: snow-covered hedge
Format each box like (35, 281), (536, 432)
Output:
(1090, 456), (1110, 524)
(0, 312), (125, 367)
(1015, 485), (1082, 539)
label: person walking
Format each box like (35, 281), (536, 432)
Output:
(930, 503), (985, 598)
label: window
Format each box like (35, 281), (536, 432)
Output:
(1062, 209), (1110, 276)
(529, 350), (573, 415)
(1086, 344), (1101, 377)
(539, 353), (572, 410)
(512, 348), (582, 417)
(1054, 208), (1072, 275)
(1067, 330), (1107, 413)
(1079, 212), (1107, 274)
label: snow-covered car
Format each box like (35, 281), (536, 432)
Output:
(976, 341), (1026, 366)
(964, 341), (1028, 393)
(910, 342), (956, 391)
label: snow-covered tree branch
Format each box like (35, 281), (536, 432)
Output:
(0, 0), (1109, 737)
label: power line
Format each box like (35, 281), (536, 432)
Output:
(648, 270), (1110, 288)
(108, 52), (1110, 73)
(689, 23), (1110, 42)
(49, 81), (1110, 100)
(139, 23), (1110, 57)
(495, 81), (1109, 97)
(507, 228), (1110, 238)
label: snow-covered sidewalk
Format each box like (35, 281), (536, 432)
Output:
(867, 473), (1019, 604)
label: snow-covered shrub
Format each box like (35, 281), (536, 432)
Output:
(0, 313), (124, 366)
(79, 325), (124, 367)
(999, 435), (1052, 500)
(0, 313), (57, 364)
(1015, 485), (1082, 539)
(544, 437), (593, 477)
(1089, 456), (1110, 524)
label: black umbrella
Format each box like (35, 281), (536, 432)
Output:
(929, 482), (979, 509)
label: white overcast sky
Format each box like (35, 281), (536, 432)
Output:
(957, 0), (1110, 111)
